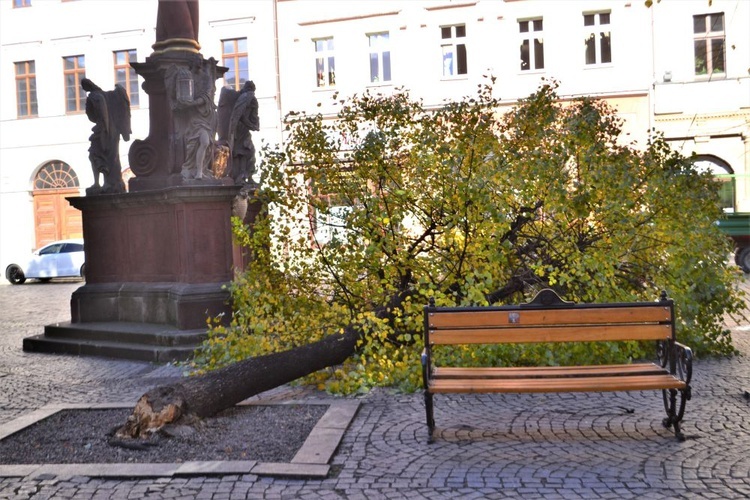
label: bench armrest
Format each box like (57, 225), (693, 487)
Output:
(673, 341), (693, 386)
(658, 340), (693, 386)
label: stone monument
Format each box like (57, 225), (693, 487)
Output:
(24, 0), (246, 362)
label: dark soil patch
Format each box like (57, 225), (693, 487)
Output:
(0, 404), (328, 464)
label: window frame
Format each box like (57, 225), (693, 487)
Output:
(222, 38), (249, 90)
(583, 11), (612, 66)
(519, 18), (544, 72)
(15, 60), (38, 118)
(63, 55), (86, 114)
(113, 49), (139, 107)
(693, 13), (726, 79)
(367, 32), (391, 84)
(440, 24), (468, 78)
(314, 37), (336, 88)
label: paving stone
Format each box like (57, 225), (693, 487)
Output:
(2, 280), (750, 497)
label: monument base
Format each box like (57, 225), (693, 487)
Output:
(25, 185), (240, 362)
(23, 322), (207, 363)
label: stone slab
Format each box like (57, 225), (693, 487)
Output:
(291, 401), (359, 464)
(174, 460), (257, 476)
(0, 465), (39, 478)
(250, 462), (330, 478)
(292, 426), (347, 465)
(30, 463), (178, 479)
(315, 401), (360, 429)
(0, 407), (60, 440)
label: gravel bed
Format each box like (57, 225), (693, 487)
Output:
(0, 404), (328, 464)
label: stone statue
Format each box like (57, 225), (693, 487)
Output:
(81, 78), (131, 195)
(166, 59), (218, 180)
(218, 81), (260, 188)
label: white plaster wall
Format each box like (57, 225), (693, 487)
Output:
(651, 0), (750, 211)
(1, 0), (748, 277)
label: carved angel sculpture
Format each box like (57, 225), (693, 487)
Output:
(218, 81), (260, 187)
(82, 78), (131, 195)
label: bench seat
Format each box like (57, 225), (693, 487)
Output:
(430, 367), (686, 393)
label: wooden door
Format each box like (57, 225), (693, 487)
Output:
(33, 189), (82, 248)
(32, 161), (83, 249)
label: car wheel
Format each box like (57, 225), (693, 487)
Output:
(80, 264), (86, 280)
(738, 247), (750, 274)
(6, 264), (26, 285)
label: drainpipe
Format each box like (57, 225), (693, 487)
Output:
(648, 3), (656, 133)
(273, 0), (282, 123)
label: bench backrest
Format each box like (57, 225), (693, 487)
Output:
(425, 290), (675, 346)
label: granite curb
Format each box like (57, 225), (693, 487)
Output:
(0, 400), (359, 481)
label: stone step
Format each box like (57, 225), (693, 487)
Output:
(22, 334), (200, 363)
(43, 321), (207, 347)
(22, 321), (209, 363)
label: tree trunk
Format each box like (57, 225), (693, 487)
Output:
(114, 325), (361, 439)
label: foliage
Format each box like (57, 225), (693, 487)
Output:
(193, 79), (745, 394)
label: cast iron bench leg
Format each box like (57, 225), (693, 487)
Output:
(425, 391), (435, 443)
(662, 388), (688, 442)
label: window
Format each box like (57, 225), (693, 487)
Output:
(368, 32), (391, 83)
(34, 161), (79, 190)
(62, 242), (84, 253)
(39, 243), (64, 256)
(315, 38), (336, 88)
(222, 38), (248, 90)
(114, 50), (139, 106)
(694, 157), (734, 212)
(519, 19), (544, 71)
(583, 12), (611, 65)
(693, 13), (725, 77)
(63, 55), (86, 113)
(441, 25), (467, 77)
(15, 61), (38, 117)
(13, 0), (31, 7)
(313, 202), (352, 246)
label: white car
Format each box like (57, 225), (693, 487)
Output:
(5, 239), (85, 285)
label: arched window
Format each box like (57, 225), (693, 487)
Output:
(34, 161), (79, 190)
(693, 155), (734, 213)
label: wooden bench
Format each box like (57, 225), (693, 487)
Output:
(421, 289), (693, 441)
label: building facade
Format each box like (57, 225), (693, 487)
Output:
(1, 0), (748, 274)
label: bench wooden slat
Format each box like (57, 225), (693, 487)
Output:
(429, 324), (672, 344)
(432, 363), (668, 379)
(428, 374), (686, 393)
(428, 306), (671, 329)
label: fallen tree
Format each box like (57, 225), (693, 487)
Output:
(115, 322), (361, 439)
(114, 80), (744, 440)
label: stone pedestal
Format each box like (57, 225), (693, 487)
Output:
(128, 51), (226, 193)
(23, 185), (240, 361)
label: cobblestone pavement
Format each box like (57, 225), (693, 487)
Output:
(1, 278), (749, 499)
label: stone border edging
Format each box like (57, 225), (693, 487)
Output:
(0, 399), (359, 480)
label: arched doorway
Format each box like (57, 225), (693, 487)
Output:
(32, 161), (83, 248)
(693, 154), (735, 213)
